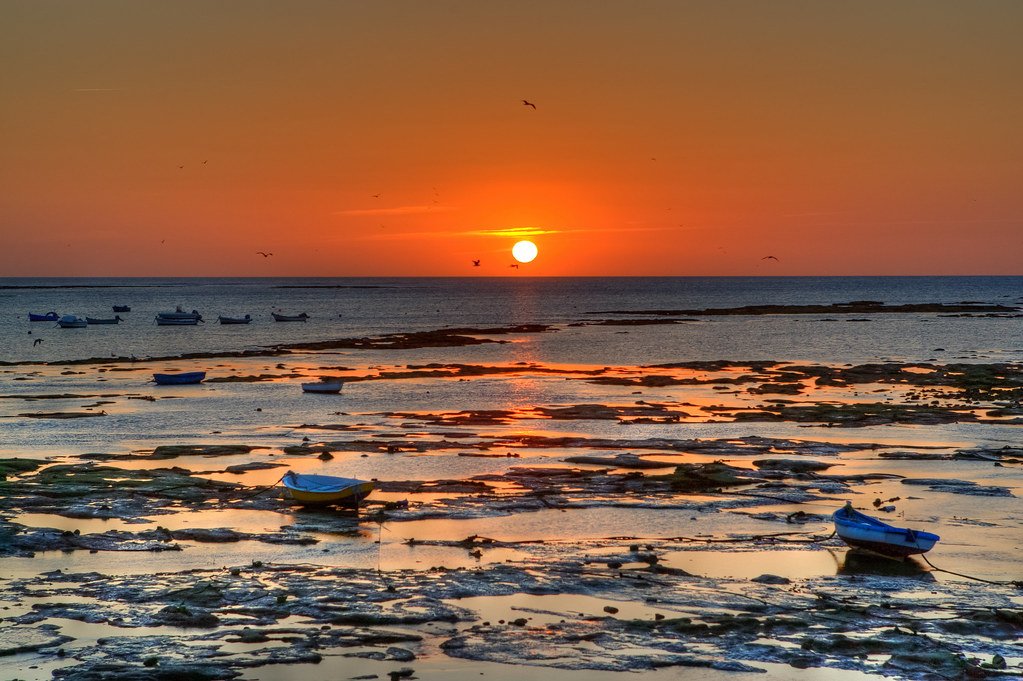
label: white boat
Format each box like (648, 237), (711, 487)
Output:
(301, 377), (344, 394)
(155, 316), (200, 326)
(281, 471), (374, 507)
(272, 312), (309, 322)
(57, 315), (88, 328)
(218, 315), (252, 324)
(157, 306), (203, 322)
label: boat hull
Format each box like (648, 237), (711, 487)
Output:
(281, 472), (374, 507)
(833, 505), (939, 558)
(272, 313), (309, 322)
(153, 371), (206, 385)
(156, 317), (200, 325)
(29, 313), (59, 322)
(57, 316), (87, 328)
(302, 381), (343, 394)
(218, 316), (252, 324)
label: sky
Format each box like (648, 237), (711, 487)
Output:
(1, 0), (1021, 276)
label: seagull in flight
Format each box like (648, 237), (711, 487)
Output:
(257, 251), (273, 258)
(33, 338), (43, 346)
(762, 255), (779, 261)
(522, 99), (536, 110)
(472, 259), (480, 267)
(509, 263), (520, 269)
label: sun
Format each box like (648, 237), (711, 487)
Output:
(512, 240), (538, 263)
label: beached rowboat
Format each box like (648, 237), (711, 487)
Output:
(833, 503), (939, 558)
(218, 315), (252, 324)
(281, 471), (374, 507)
(301, 378), (344, 394)
(153, 371), (206, 385)
(272, 312), (309, 322)
(29, 312), (59, 322)
(86, 316), (124, 324)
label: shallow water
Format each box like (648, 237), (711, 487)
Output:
(2, 277), (1021, 680)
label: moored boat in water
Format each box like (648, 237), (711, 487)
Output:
(156, 306), (203, 325)
(280, 471), (374, 507)
(112, 305), (131, 312)
(86, 315), (124, 324)
(301, 377), (344, 393)
(29, 312), (59, 322)
(218, 314), (252, 324)
(833, 502), (939, 558)
(57, 315), (88, 328)
(272, 312), (310, 322)
(153, 371), (206, 385)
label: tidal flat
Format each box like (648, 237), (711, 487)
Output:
(2, 287), (1022, 680)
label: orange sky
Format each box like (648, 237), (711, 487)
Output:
(1, 1), (1021, 276)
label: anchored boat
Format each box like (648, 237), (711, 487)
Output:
(301, 377), (344, 394)
(272, 312), (309, 322)
(218, 314), (252, 324)
(29, 312), (59, 322)
(153, 371), (206, 385)
(833, 503), (939, 558)
(281, 471), (374, 507)
(57, 315), (88, 328)
(86, 315), (124, 324)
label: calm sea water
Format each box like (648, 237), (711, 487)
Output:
(2, 276), (1021, 366)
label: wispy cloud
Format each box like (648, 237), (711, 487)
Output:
(349, 224), (686, 242)
(467, 227), (561, 238)
(335, 205), (456, 217)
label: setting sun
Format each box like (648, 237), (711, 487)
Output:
(512, 240), (539, 264)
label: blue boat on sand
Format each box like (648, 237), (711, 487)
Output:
(29, 312), (59, 322)
(833, 502), (939, 558)
(153, 371), (206, 385)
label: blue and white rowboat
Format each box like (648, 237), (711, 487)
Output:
(833, 503), (939, 558)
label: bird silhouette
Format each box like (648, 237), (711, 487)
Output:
(509, 263), (520, 269)
(257, 252), (273, 258)
(762, 255), (779, 261)
(33, 338), (43, 346)
(472, 259), (480, 267)
(371, 194), (380, 198)
(522, 99), (536, 110)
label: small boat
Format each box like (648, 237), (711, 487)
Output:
(281, 471), (374, 507)
(155, 316), (200, 325)
(272, 312), (310, 322)
(57, 315), (88, 328)
(112, 305), (131, 312)
(301, 377), (344, 394)
(156, 306), (203, 323)
(29, 312), (59, 322)
(833, 503), (939, 558)
(218, 315), (252, 324)
(85, 315), (124, 325)
(153, 371), (206, 385)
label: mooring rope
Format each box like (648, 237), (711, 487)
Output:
(231, 474), (286, 501)
(921, 554), (1023, 588)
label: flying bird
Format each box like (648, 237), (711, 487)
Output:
(371, 194), (380, 198)
(522, 99), (536, 110)
(257, 251), (273, 258)
(33, 338), (43, 346)
(762, 255), (779, 261)
(472, 259), (480, 267)
(509, 263), (520, 269)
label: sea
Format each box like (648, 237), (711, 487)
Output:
(4, 276), (1022, 366)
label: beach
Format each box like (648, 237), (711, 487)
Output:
(1, 276), (1021, 680)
